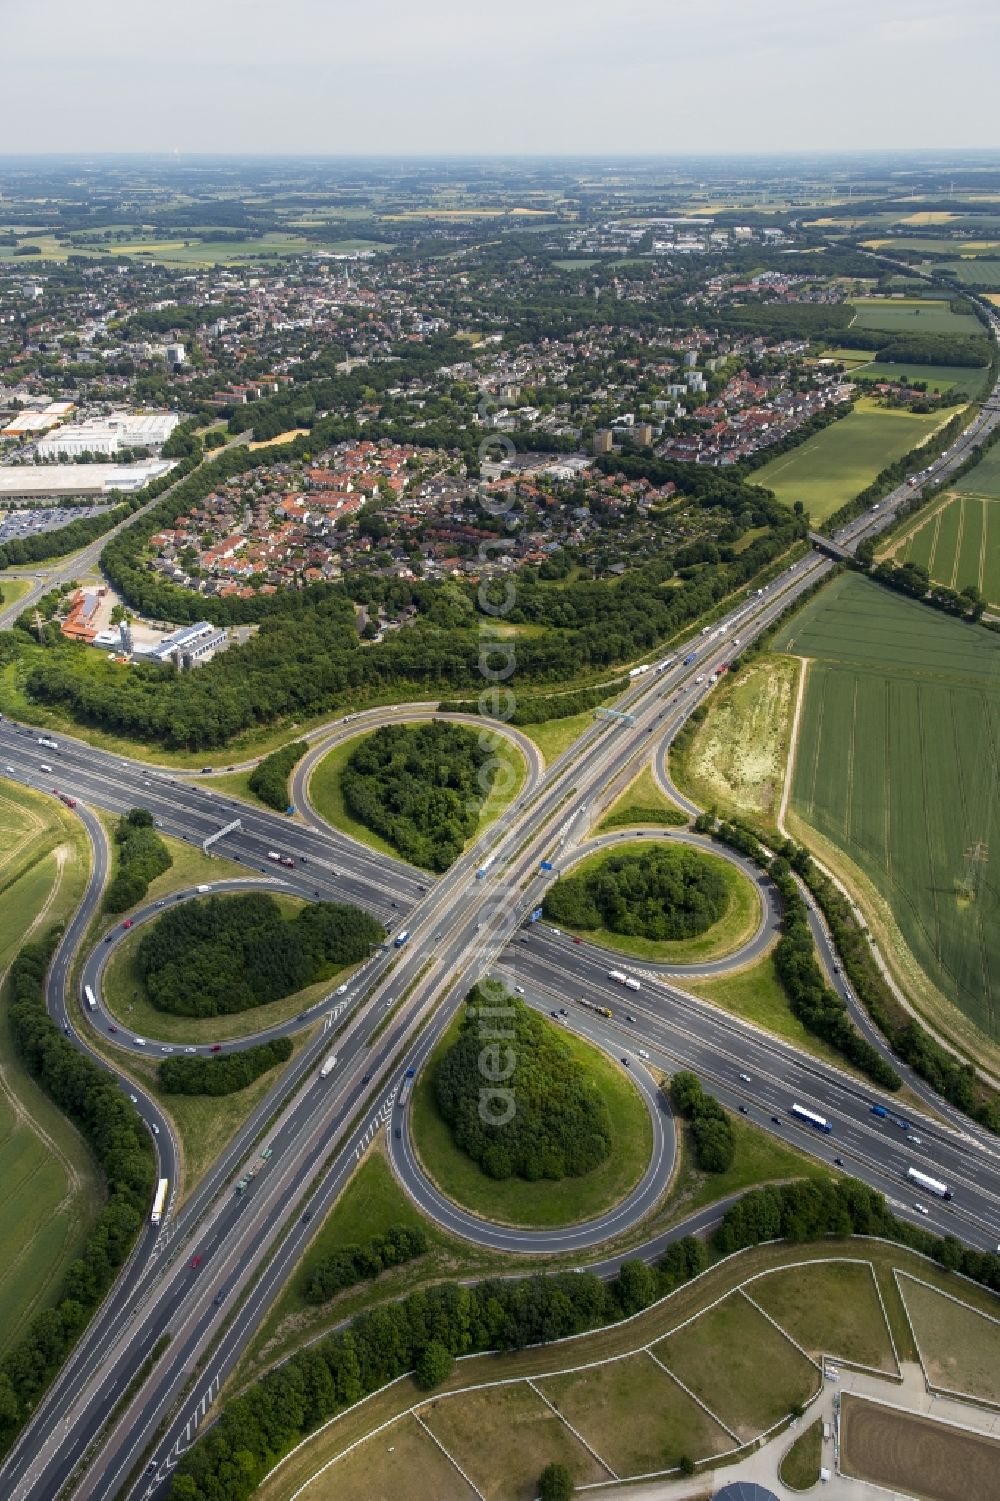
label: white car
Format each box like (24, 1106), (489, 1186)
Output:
(515, 985), (525, 995)
(133, 1037), (146, 1046)
(161, 1046), (173, 1053)
(151, 1123), (160, 1135)
(128, 1093), (138, 1104)
(336, 984), (348, 995)
(913, 1203), (929, 1216)
(739, 1072), (751, 1083)
(184, 1046), (197, 1054)
(638, 1049), (650, 1060)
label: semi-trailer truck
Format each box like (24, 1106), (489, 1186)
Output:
(150, 1177), (169, 1226)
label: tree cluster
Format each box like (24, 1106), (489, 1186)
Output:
(102, 807), (171, 913)
(169, 1236), (707, 1501)
(434, 988), (613, 1181)
(302, 1225), (429, 1304)
(669, 1070), (736, 1173)
(341, 723), (494, 871)
(136, 893), (383, 1018)
(158, 1037), (292, 1096)
(0, 935), (155, 1456)
(248, 740), (307, 812)
(543, 845), (729, 942)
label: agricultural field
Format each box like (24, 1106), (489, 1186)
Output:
(0, 778), (98, 1357)
(954, 438), (1000, 497)
(847, 298), (984, 336)
(776, 573), (1000, 1051)
(751, 398), (953, 523)
(940, 259), (1000, 289)
(850, 361), (989, 397)
(881, 492), (1000, 608)
(898, 1273), (1000, 1404)
(840, 1396), (1000, 1501)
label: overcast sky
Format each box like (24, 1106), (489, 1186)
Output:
(3, 0), (996, 156)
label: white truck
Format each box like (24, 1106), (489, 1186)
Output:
(319, 1052), (338, 1079)
(266, 851), (281, 863)
(623, 976), (641, 992)
(607, 969), (627, 984)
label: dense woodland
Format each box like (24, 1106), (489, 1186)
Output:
(102, 807), (171, 913)
(434, 988), (613, 1181)
(341, 722), (496, 870)
(0, 935), (155, 1456)
(302, 1225), (429, 1305)
(669, 1070), (736, 1172)
(136, 893), (383, 1017)
(248, 740), (307, 811)
(158, 1037), (293, 1095)
(544, 845), (730, 941)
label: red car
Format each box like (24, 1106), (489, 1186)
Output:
(122, 919), (133, 930)
(189, 1255), (202, 1270)
(210, 1043), (222, 1053)
(108, 1024), (118, 1034)
(573, 936), (582, 944)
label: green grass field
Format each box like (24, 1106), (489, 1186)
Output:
(0, 575), (34, 610)
(538, 1353), (732, 1476)
(850, 362), (989, 397)
(752, 399), (952, 523)
(941, 259), (1000, 289)
(552, 839), (762, 965)
(886, 493), (1000, 608)
(749, 1260), (897, 1372)
(848, 298), (984, 336)
(653, 1292), (817, 1440)
(780, 1418), (823, 1490)
(955, 438), (1000, 497)
(0, 779), (99, 1357)
(257, 1238), (980, 1501)
(595, 763), (688, 832)
(410, 1009), (652, 1228)
(776, 573), (1000, 1046)
(898, 1274), (1000, 1404)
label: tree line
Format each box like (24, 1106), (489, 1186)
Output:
(434, 988), (613, 1182)
(158, 1037), (293, 1096)
(169, 1233), (709, 1501)
(136, 893), (383, 1018)
(696, 813), (901, 1091)
(543, 845), (730, 943)
(248, 740), (307, 812)
(0, 934), (155, 1456)
(341, 723), (495, 872)
(302, 1225), (429, 1305)
(103, 807), (172, 912)
(669, 1070), (736, 1173)
(169, 1163), (1000, 1501)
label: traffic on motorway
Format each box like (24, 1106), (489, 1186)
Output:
(2, 323), (1000, 1501)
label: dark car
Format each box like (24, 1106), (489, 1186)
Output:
(362, 1073), (371, 1085)
(771, 1116), (781, 1125)
(302, 1210), (312, 1223)
(738, 1105), (748, 1114)
(213, 1292), (224, 1305)
(621, 1057), (630, 1067)
(104, 933), (113, 943)
(394, 1127), (402, 1139)
(834, 1157), (844, 1167)
(210, 1043), (222, 1053)
(108, 1024), (118, 1034)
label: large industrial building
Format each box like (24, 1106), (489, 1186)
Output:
(0, 458), (176, 502)
(35, 411), (179, 460)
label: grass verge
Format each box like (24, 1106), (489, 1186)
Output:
(779, 1418), (823, 1490)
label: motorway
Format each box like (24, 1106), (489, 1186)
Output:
(0, 305), (998, 1501)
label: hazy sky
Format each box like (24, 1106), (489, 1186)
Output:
(3, 0), (996, 155)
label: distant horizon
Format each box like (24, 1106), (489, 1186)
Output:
(2, 0), (994, 157)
